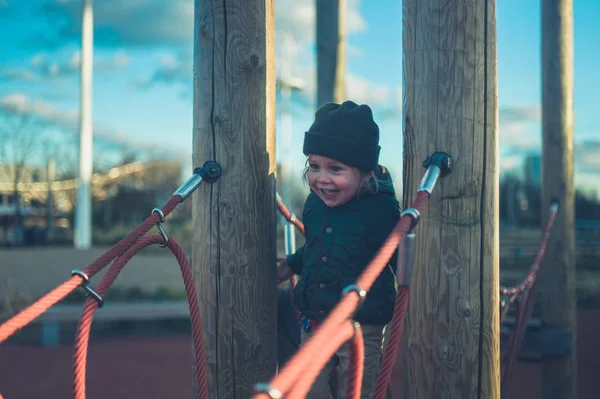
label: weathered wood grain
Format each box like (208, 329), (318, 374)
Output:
(402, 1), (500, 397)
(316, 0), (346, 106)
(192, 1), (277, 398)
(540, 1), (577, 398)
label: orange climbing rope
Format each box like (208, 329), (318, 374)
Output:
(0, 163), (221, 399)
(275, 194), (414, 399)
(272, 184), (557, 397)
(276, 193), (305, 235)
(71, 234), (208, 399)
(256, 190), (430, 398)
(499, 200), (560, 390)
(370, 286), (410, 399)
(499, 200), (559, 324)
(0, 194), (181, 345)
(1, 155), (457, 399)
(264, 153), (452, 398)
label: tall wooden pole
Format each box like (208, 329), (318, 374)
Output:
(192, 1), (277, 398)
(540, 0), (576, 397)
(402, 1), (500, 398)
(316, 0), (346, 106)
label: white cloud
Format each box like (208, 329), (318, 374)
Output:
(346, 73), (391, 105)
(135, 51), (192, 90)
(499, 153), (525, 172)
(40, 0), (193, 48)
(275, 0), (367, 43)
(500, 105), (541, 124)
(37, 0), (366, 50)
(0, 68), (36, 81)
(0, 93), (77, 124)
(284, 61), (399, 114)
(0, 51), (129, 83)
(30, 54), (44, 67)
(28, 0), (396, 118)
(498, 105), (542, 149)
(575, 139), (600, 172)
(0, 93), (185, 158)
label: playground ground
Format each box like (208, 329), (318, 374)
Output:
(0, 309), (598, 398)
(0, 247), (598, 398)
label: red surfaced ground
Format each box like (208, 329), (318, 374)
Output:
(0, 310), (598, 399)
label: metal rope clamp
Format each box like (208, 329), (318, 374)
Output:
(152, 207), (169, 248)
(342, 284), (368, 315)
(151, 161), (222, 248)
(174, 161), (222, 201)
(418, 152), (453, 194)
(253, 383), (282, 398)
(71, 269), (104, 308)
(396, 152), (454, 285)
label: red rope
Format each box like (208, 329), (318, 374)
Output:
(345, 324), (365, 399)
(276, 193), (305, 235)
(499, 204), (558, 323)
(285, 320), (356, 399)
(254, 191), (429, 398)
(71, 234), (208, 399)
(2, 188), (431, 399)
(275, 193), (303, 326)
(0, 195), (182, 345)
(499, 202), (559, 390)
(370, 287), (410, 399)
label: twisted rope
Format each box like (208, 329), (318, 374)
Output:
(255, 191), (430, 398)
(0, 196), (181, 345)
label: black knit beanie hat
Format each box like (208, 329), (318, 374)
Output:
(303, 100), (380, 171)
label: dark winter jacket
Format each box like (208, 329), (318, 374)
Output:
(286, 166), (400, 326)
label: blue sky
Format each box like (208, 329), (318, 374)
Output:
(0, 0), (598, 192)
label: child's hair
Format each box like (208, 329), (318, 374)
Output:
(301, 158), (384, 197)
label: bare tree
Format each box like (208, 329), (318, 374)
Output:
(0, 113), (44, 245)
(0, 113), (42, 187)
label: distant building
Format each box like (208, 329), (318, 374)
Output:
(0, 159), (182, 246)
(523, 154), (541, 186)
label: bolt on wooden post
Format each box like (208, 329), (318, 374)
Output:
(191, 0), (277, 398)
(401, 0), (500, 398)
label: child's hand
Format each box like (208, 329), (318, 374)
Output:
(277, 257), (294, 282)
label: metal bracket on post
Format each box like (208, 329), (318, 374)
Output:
(284, 223), (296, 255)
(397, 152), (452, 285)
(550, 198), (560, 213)
(174, 161), (222, 201)
(199, 161), (222, 183)
(418, 152), (453, 194)
(396, 208), (420, 287)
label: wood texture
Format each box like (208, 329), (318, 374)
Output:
(316, 0), (346, 106)
(540, 1), (577, 398)
(401, 1), (500, 397)
(192, 1), (277, 398)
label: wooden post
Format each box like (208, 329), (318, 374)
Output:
(540, 0), (577, 397)
(316, 0), (346, 106)
(192, 1), (277, 398)
(401, 1), (500, 398)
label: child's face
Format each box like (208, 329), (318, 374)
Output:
(306, 154), (364, 208)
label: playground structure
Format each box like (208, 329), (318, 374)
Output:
(0, 0), (577, 398)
